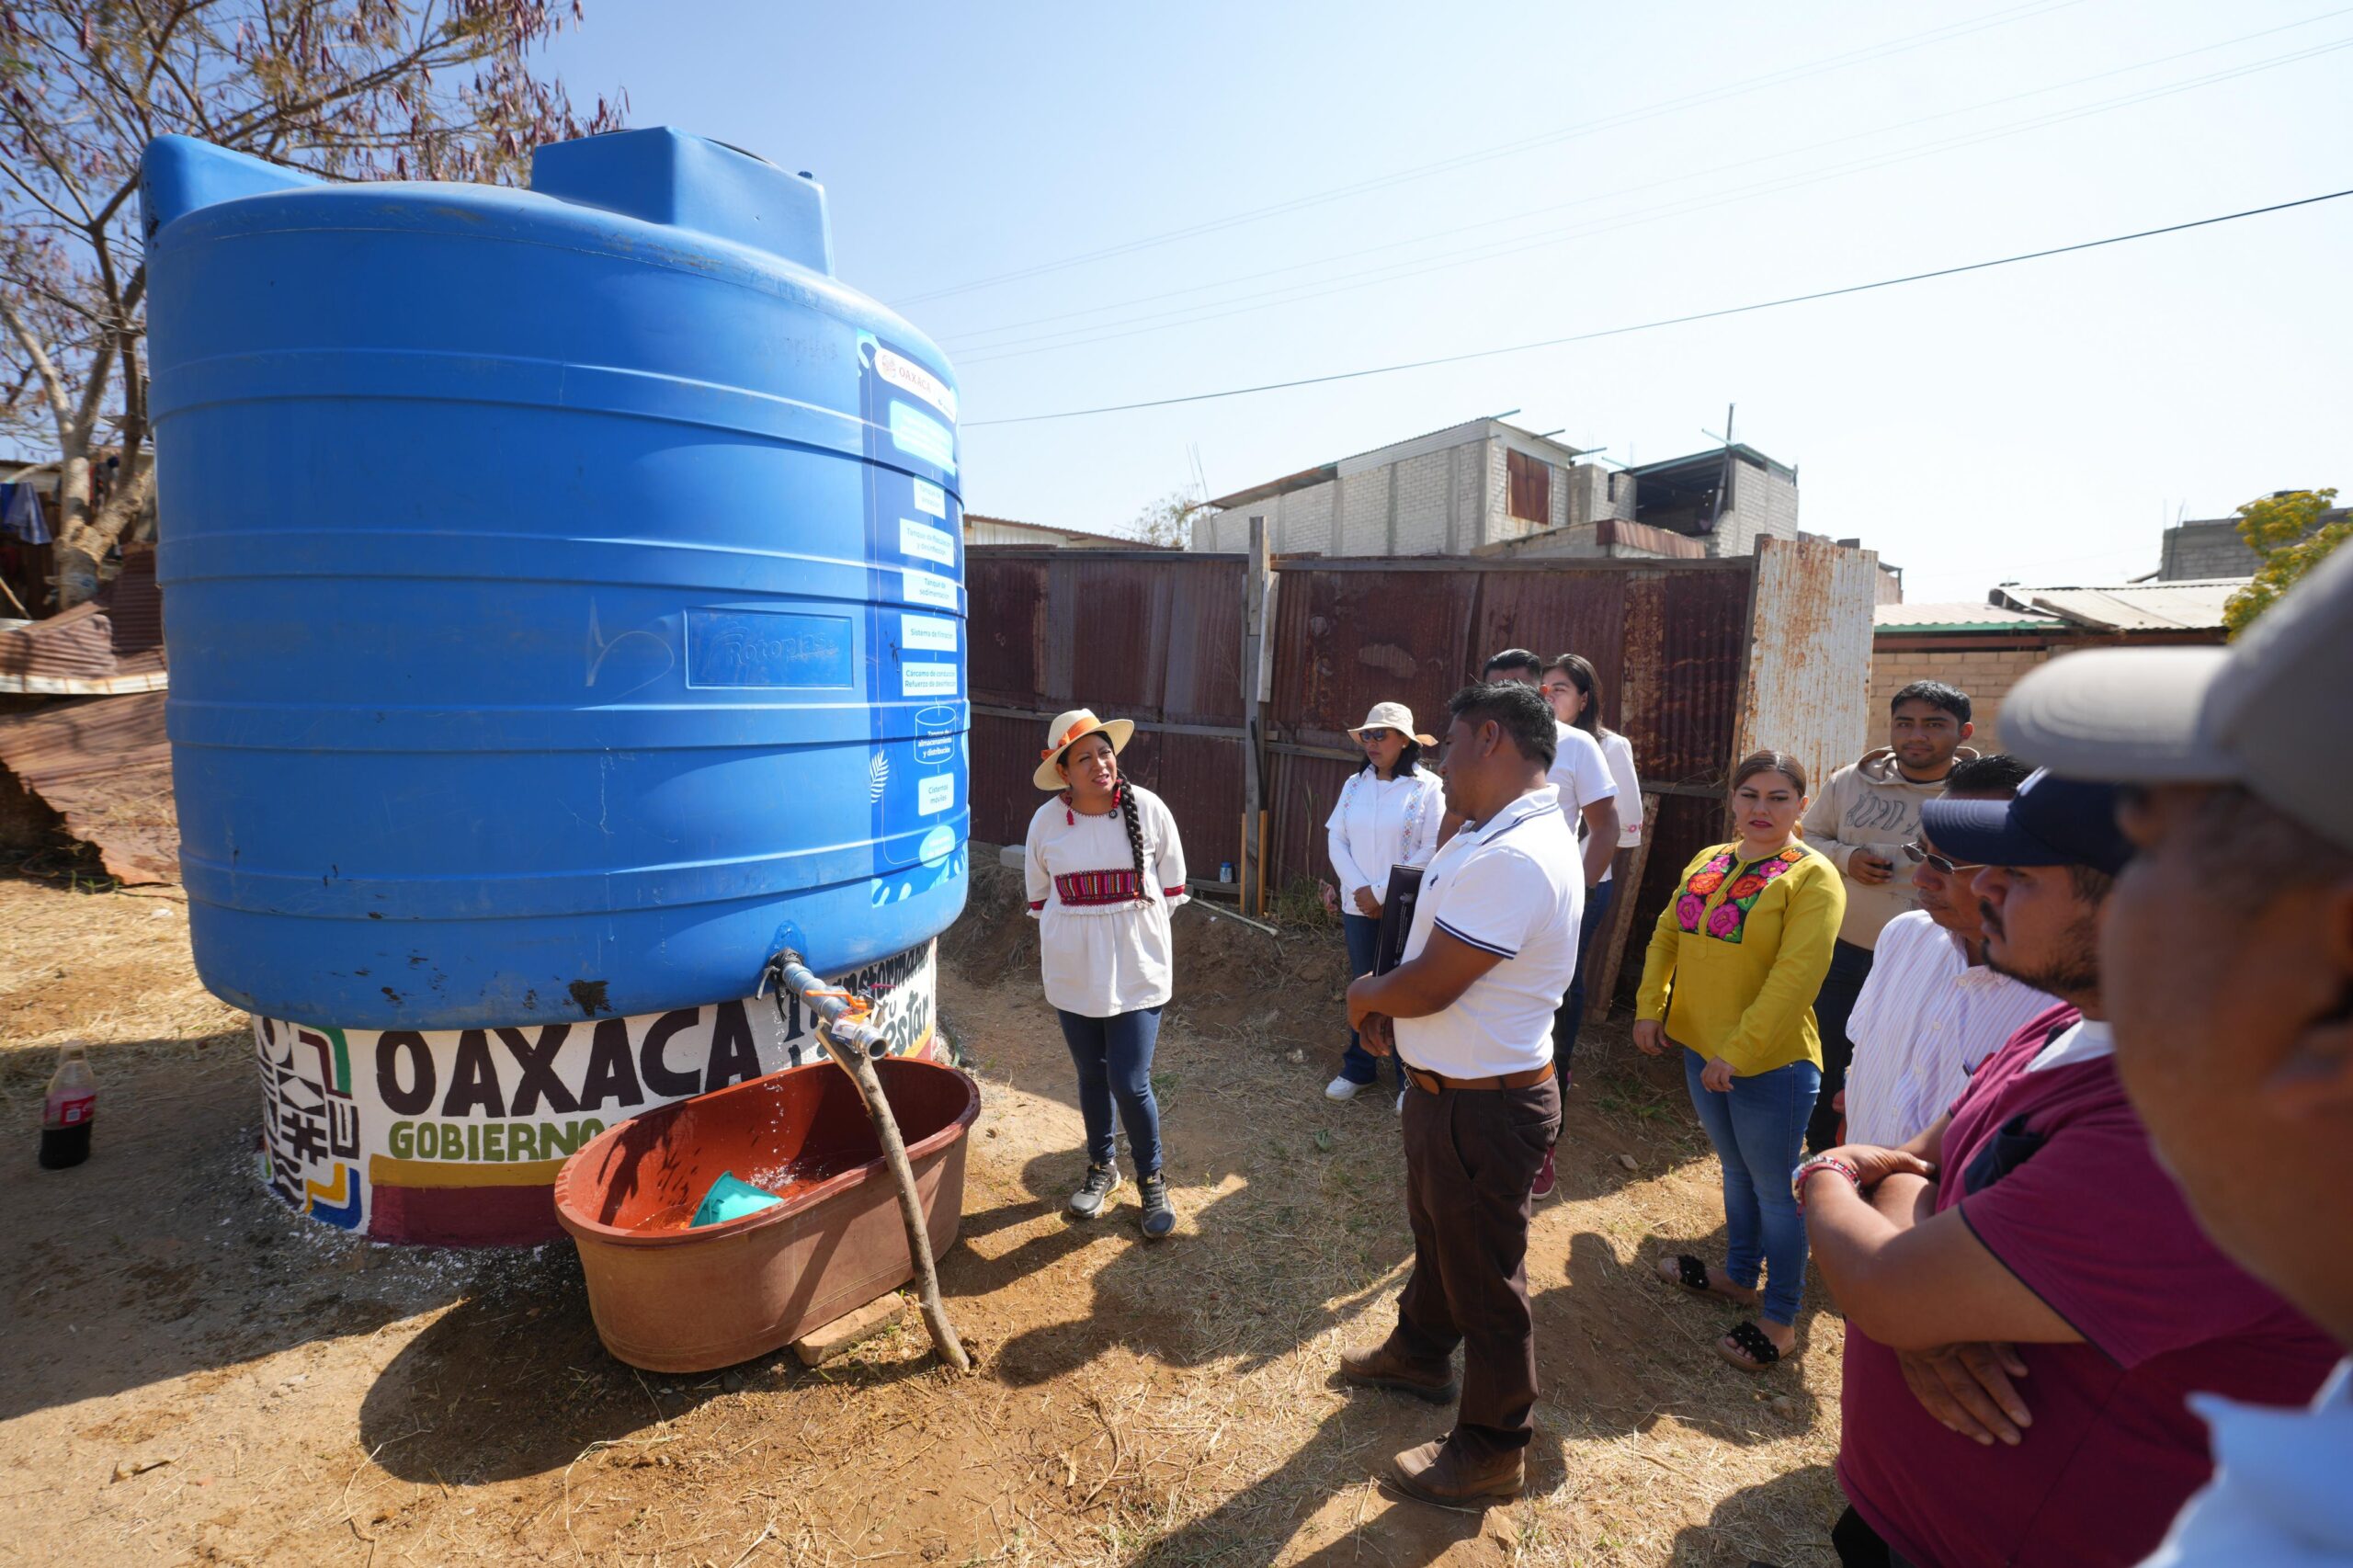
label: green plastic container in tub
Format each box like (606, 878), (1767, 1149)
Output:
(552, 1054), (978, 1371)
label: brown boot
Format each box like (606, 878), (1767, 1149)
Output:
(1388, 1438), (1524, 1506)
(1338, 1342), (1458, 1404)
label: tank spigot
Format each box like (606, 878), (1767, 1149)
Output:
(762, 949), (891, 1060)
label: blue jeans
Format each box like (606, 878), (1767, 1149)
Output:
(1808, 937), (1875, 1153)
(1338, 912), (1400, 1088)
(1551, 877), (1617, 1081)
(1058, 1007), (1165, 1176)
(1683, 1050), (1821, 1326)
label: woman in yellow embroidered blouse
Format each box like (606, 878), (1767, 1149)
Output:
(1633, 750), (1846, 1371)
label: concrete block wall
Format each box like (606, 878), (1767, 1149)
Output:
(1336, 466), (1387, 554)
(1212, 478), (1340, 554)
(1482, 439), (1515, 544)
(1563, 463), (1636, 528)
(1451, 441), (1482, 552)
(1867, 642), (2062, 758)
(1394, 449), (1451, 553)
(1199, 427), (1610, 556)
(1710, 461), (1802, 559)
(2159, 520), (2259, 581)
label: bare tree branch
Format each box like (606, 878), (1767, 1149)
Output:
(0, 0), (625, 603)
(0, 290), (75, 431)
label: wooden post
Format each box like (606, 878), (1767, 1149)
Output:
(1584, 791), (1659, 1027)
(1240, 515), (1269, 913)
(1256, 809), (1271, 917)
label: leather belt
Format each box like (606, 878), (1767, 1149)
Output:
(1402, 1062), (1554, 1095)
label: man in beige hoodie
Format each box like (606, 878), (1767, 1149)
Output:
(1799, 680), (1977, 1152)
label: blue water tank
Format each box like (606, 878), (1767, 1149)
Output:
(142, 129), (968, 1029)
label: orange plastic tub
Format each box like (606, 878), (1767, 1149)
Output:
(553, 1055), (979, 1371)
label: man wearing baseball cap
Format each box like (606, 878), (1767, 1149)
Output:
(1797, 767), (2335, 1567)
(2001, 541), (2353, 1565)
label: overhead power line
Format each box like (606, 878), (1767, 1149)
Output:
(938, 12), (2353, 360)
(963, 188), (2353, 428)
(895, 0), (2089, 307)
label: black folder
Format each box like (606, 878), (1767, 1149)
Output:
(1372, 864), (1426, 975)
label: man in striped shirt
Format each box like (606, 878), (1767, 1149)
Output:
(1838, 755), (2057, 1148)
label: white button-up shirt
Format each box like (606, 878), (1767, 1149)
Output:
(1392, 784), (1582, 1078)
(1841, 909), (2058, 1145)
(1325, 766), (1444, 905)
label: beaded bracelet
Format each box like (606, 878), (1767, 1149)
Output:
(1792, 1155), (1862, 1215)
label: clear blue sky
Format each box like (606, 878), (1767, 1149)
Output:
(542, 1), (2350, 602)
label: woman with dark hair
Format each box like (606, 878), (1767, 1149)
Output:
(1633, 750), (1844, 1370)
(1324, 702), (1445, 1104)
(1024, 708), (1188, 1240)
(1531, 654), (1645, 1194)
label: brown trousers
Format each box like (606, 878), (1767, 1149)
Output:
(1388, 1076), (1562, 1461)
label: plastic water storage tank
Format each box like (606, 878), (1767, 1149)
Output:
(142, 128), (969, 1033)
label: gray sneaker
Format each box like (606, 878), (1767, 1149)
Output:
(1068, 1163), (1121, 1219)
(1138, 1172), (1176, 1240)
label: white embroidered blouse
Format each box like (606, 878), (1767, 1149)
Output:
(1324, 766), (1445, 905)
(1024, 783), (1189, 1018)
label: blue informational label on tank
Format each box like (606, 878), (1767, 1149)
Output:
(857, 331), (963, 887)
(683, 609), (855, 688)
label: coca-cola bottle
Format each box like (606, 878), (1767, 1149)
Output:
(39, 1043), (95, 1169)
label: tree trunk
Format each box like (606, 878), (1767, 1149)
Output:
(52, 450), (98, 607)
(52, 451), (153, 608)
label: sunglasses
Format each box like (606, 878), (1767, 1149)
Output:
(1899, 840), (1985, 877)
(1358, 728), (1398, 743)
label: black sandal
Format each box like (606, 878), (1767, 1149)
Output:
(1717, 1319), (1784, 1373)
(1658, 1254), (1760, 1305)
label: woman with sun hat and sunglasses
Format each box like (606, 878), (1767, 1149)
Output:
(1025, 708), (1189, 1240)
(1323, 701), (1446, 1105)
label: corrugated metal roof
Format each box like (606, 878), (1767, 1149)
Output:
(1628, 442), (1798, 484)
(1993, 578), (2246, 632)
(1875, 601), (2066, 632)
(0, 688), (177, 881)
(963, 515), (1162, 548)
(0, 547), (166, 694)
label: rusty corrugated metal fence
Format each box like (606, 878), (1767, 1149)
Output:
(967, 549), (1249, 879)
(967, 537), (1871, 1001)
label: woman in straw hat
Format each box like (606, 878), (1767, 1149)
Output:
(1024, 708), (1189, 1240)
(1324, 701), (1446, 1106)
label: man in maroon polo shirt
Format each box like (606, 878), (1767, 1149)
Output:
(1797, 770), (2336, 1568)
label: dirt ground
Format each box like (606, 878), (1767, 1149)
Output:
(0, 858), (1846, 1567)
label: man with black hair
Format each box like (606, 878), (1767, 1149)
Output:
(1801, 679), (1980, 1151)
(1338, 680), (1577, 1506)
(1838, 753), (2056, 1148)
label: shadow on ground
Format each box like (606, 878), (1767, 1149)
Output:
(1668, 1462), (1842, 1568)
(0, 1028), (458, 1425)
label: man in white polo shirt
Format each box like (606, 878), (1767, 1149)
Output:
(1339, 680), (1580, 1506)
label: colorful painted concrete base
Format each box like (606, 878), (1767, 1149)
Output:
(253, 940), (940, 1244)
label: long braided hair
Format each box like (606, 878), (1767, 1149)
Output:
(1116, 779), (1150, 903)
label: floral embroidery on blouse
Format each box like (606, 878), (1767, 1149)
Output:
(1675, 845), (1810, 945)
